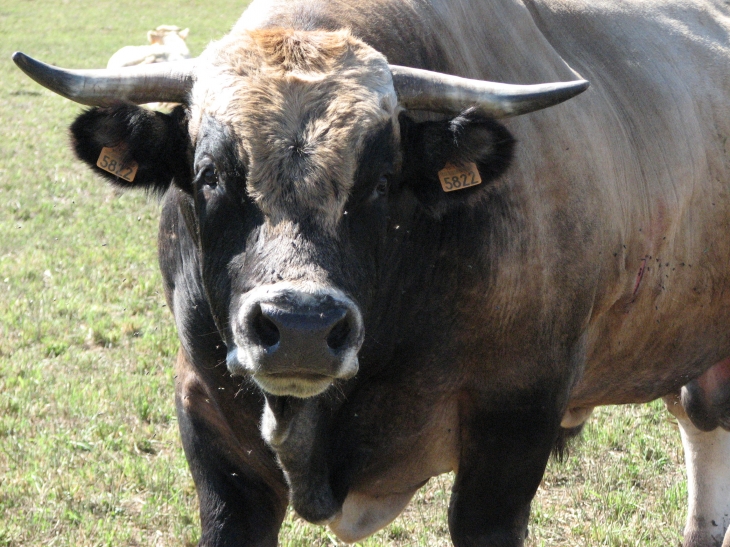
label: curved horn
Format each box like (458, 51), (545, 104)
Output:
(390, 65), (589, 118)
(12, 52), (196, 107)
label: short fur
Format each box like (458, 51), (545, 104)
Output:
(188, 28), (399, 232)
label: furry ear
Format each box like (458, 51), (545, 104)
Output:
(69, 103), (192, 195)
(399, 109), (515, 217)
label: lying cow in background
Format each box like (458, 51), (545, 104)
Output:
(106, 24), (190, 68)
(13, 0), (730, 545)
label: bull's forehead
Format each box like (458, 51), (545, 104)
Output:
(189, 28), (398, 229)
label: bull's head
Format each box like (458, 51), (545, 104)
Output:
(13, 29), (587, 400)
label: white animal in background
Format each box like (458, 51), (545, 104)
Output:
(106, 25), (190, 69)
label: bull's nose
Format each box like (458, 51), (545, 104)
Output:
(252, 304), (353, 352)
(232, 287), (364, 397)
(248, 301), (356, 374)
(254, 302), (352, 354)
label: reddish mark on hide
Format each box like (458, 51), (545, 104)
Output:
(697, 357), (730, 398)
(631, 257), (647, 302)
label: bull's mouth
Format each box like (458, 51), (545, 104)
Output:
(253, 371), (335, 398)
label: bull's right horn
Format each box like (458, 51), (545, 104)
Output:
(12, 52), (196, 107)
(390, 65), (589, 118)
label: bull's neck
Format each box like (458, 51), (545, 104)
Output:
(356, 195), (520, 378)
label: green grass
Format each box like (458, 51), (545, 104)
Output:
(1, 2), (686, 545)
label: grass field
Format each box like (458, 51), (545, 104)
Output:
(1, 1), (687, 545)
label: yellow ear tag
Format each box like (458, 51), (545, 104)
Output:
(438, 162), (482, 192)
(96, 146), (139, 182)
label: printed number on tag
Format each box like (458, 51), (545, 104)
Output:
(438, 162), (482, 192)
(97, 147), (139, 182)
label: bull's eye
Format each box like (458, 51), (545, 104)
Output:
(372, 175), (388, 200)
(195, 160), (218, 190)
(201, 164), (218, 188)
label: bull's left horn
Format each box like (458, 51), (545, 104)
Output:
(12, 52), (195, 107)
(390, 65), (588, 118)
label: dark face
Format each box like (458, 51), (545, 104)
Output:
(190, 115), (398, 398)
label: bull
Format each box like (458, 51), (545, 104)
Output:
(13, 0), (730, 545)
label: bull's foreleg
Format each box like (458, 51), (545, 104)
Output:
(664, 393), (730, 547)
(448, 390), (561, 547)
(175, 351), (289, 547)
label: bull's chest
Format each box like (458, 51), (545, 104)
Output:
(326, 387), (460, 542)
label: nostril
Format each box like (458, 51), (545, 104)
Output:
(326, 317), (351, 351)
(254, 311), (280, 348)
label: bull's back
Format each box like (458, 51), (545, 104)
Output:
(522, 0), (730, 404)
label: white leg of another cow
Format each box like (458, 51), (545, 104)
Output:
(664, 395), (730, 547)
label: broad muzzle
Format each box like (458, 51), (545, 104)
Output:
(227, 283), (364, 397)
